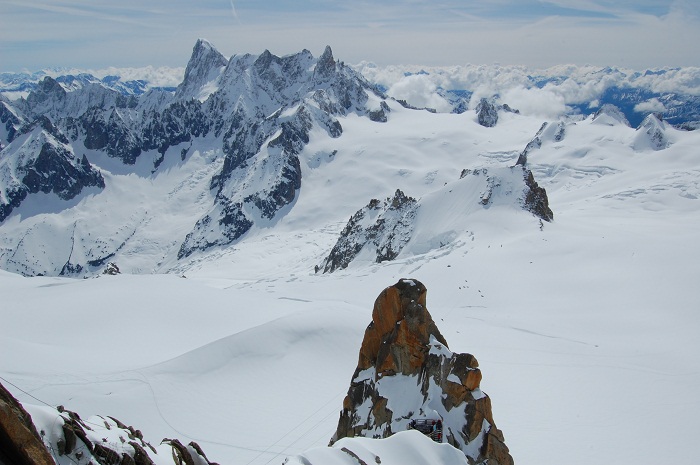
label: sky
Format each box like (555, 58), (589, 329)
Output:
(1, 0), (699, 72)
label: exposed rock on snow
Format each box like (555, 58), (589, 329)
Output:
(463, 166), (553, 222)
(320, 167), (552, 272)
(369, 101), (391, 123)
(592, 104), (630, 127)
(0, 116), (105, 223)
(475, 98), (519, 128)
(330, 279), (513, 465)
(0, 382), (220, 465)
(102, 262), (121, 275)
(522, 168), (554, 222)
(317, 189), (417, 273)
(475, 98), (499, 127)
(0, 381), (54, 465)
(515, 121), (565, 166)
(634, 113), (670, 151)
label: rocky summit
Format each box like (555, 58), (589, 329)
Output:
(331, 279), (513, 465)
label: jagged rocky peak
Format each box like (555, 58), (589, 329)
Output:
(331, 279), (513, 465)
(634, 113), (670, 151)
(176, 38), (228, 100)
(475, 97), (499, 127)
(474, 97), (519, 128)
(521, 166), (554, 222)
(316, 189), (417, 273)
(25, 76), (67, 108)
(592, 103), (630, 126)
(315, 45), (337, 79)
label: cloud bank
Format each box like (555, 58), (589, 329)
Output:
(356, 62), (700, 119)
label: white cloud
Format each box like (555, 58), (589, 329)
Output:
(634, 98), (666, 114)
(386, 74), (452, 112)
(499, 86), (568, 119)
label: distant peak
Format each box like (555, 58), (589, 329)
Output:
(315, 45), (336, 78)
(193, 38), (215, 51)
(177, 39), (227, 99)
(592, 104), (630, 127)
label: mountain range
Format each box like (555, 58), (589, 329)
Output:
(1, 39), (699, 465)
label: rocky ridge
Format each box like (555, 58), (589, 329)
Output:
(317, 189), (418, 273)
(0, 40), (389, 275)
(319, 164), (552, 272)
(331, 279), (513, 465)
(0, 116), (105, 223)
(0, 380), (219, 465)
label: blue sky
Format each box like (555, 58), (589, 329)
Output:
(1, 0), (698, 72)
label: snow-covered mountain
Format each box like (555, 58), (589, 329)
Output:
(1, 40), (699, 465)
(0, 68), (181, 100)
(356, 63), (700, 127)
(0, 39), (395, 276)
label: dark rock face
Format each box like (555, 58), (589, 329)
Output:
(331, 280), (513, 465)
(0, 387), (219, 465)
(0, 118), (105, 223)
(475, 98), (520, 128)
(475, 98), (499, 127)
(521, 166), (554, 222)
(0, 382), (55, 465)
(24, 77), (67, 112)
(82, 108), (142, 164)
(317, 189), (417, 273)
(369, 101), (391, 123)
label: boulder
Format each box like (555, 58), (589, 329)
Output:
(330, 279), (513, 465)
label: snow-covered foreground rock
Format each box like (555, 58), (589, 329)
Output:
(288, 430), (469, 465)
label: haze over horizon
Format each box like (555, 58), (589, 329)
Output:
(1, 0), (699, 72)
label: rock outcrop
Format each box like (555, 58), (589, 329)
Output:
(331, 279), (513, 465)
(0, 115), (105, 223)
(475, 98), (499, 127)
(475, 98), (519, 128)
(0, 382), (54, 465)
(0, 380), (219, 465)
(634, 113), (670, 151)
(316, 189), (417, 273)
(515, 121), (565, 166)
